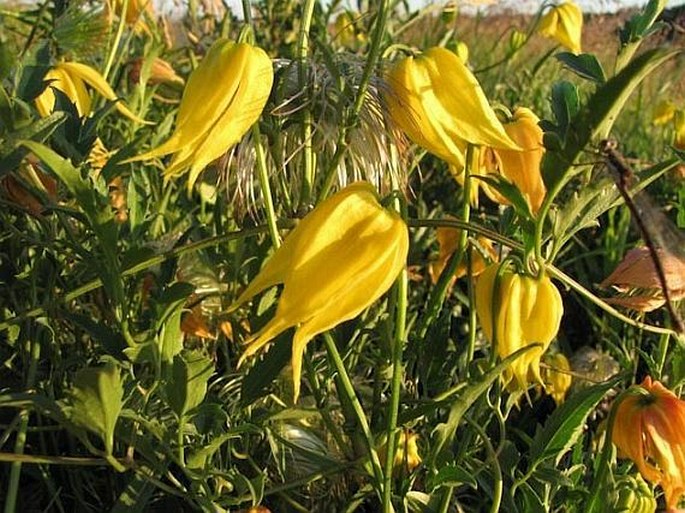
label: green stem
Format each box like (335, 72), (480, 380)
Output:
(253, 123), (281, 249)
(466, 416), (502, 513)
(319, 0), (390, 199)
(240, 0), (253, 25)
(103, 0), (128, 80)
(416, 144), (475, 339)
(381, 262), (408, 512)
(297, 0), (317, 205)
(4, 336), (41, 513)
(323, 333), (384, 489)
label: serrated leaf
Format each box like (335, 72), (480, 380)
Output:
(167, 350), (214, 419)
(556, 52), (606, 83)
(186, 425), (261, 469)
(66, 363), (123, 454)
(529, 377), (619, 467)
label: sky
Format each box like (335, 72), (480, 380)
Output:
(203, 0), (685, 18)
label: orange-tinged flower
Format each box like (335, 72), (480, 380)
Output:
(35, 62), (146, 123)
(537, 1), (583, 55)
(129, 57), (184, 86)
(124, 39), (274, 191)
(230, 182), (408, 402)
(106, 0), (154, 34)
(384, 46), (519, 169)
(479, 107), (547, 214)
(612, 376), (685, 510)
(475, 264), (563, 391)
(428, 217), (496, 287)
(600, 247), (685, 312)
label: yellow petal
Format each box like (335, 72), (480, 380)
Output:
(57, 62), (148, 124)
(538, 1), (583, 55)
(420, 47), (520, 150)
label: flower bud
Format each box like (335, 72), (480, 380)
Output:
(608, 474), (656, 513)
(378, 431), (422, 475)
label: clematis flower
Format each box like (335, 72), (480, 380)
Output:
(105, 0), (154, 34)
(475, 263), (563, 391)
(230, 182), (408, 402)
(384, 46), (519, 169)
(537, 1), (583, 55)
(35, 62), (146, 123)
(124, 39), (274, 191)
(653, 100), (677, 126)
(612, 376), (685, 510)
(479, 107), (547, 214)
(128, 56), (184, 86)
(428, 216), (496, 288)
(600, 246), (685, 312)
(540, 352), (572, 406)
(379, 430), (422, 475)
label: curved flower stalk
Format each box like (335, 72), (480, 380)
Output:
(479, 107), (547, 214)
(537, 1), (583, 55)
(230, 182), (408, 402)
(35, 61), (146, 123)
(124, 39), (274, 192)
(612, 376), (685, 510)
(384, 46), (519, 169)
(475, 263), (564, 391)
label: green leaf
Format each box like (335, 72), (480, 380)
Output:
(431, 345), (540, 462)
(426, 464), (478, 491)
(472, 174), (532, 220)
(550, 81), (579, 139)
(186, 425), (260, 469)
(156, 282), (194, 363)
(66, 363), (124, 455)
(543, 48), (680, 193)
(556, 53), (606, 83)
(529, 377), (619, 467)
(619, 0), (666, 45)
(240, 333), (292, 406)
(166, 350), (215, 419)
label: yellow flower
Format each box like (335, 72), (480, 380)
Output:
(379, 430), (422, 475)
(125, 40), (274, 191)
(612, 376), (685, 510)
(674, 109), (685, 150)
(652, 100), (677, 126)
(537, 1), (583, 55)
(479, 107), (547, 214)
(35, 62), (145, 123)
(428, 216), (496, 287)
(106, 0), (154, 34)
(475, 264), (563, 391)
(332, 11), (367, 49)
(230, 182), (408, 402)
(384, 46), (519, 168)
(540, 352), (572, 406)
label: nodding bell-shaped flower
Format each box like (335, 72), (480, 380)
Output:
(230, 182), (409, 402)
(125, 39), (274, 191)
(35, 62), (146, 123)
(537, 1), (583, 55)
(475, 263), (563, 391)
(384, 46), (519, 168)
(479, 107), (547, 214)
(612, 376), (685, 510)
(540, 352), (572, 406)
